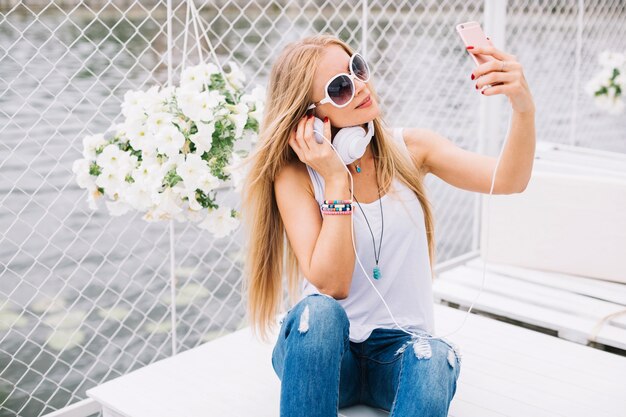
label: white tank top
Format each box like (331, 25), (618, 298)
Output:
(300, 127), (436, 342)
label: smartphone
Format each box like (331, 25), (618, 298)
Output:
(456, 21), (494, 66)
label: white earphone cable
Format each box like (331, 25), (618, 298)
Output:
(312, 105), (512, 342)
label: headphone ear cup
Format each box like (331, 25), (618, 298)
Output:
(312, 117), (325, 144)
(333, 126), (368, 164)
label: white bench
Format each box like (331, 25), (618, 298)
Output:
(433, 255), (626, 353)
(80, 303), (626, 417)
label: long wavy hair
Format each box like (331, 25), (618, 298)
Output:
(239, 33), (436, 343)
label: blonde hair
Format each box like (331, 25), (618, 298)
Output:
(239, 33), (436, 343)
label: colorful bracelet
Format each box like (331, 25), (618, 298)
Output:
(321, 210), (352, 215)
(321, 206), (352, 215)
(323, 199), (352, 205)
(321, 203), (352, 210)
(321, 203), (351, 208)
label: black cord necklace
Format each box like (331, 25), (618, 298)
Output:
(351, 154), (384, 280)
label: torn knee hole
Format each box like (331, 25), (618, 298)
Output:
(394, 336), (432, 360)
(298, 305), (310, 333)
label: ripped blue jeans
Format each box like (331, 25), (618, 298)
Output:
(271, 293), (462, 417)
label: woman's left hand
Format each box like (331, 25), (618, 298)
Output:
(468, 42), (535, 114)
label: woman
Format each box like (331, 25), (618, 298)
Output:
(240, 33), (535, 416)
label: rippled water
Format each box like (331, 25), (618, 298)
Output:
(1, 2), (625, 416)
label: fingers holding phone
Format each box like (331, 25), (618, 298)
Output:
(456, 21), (535, 112)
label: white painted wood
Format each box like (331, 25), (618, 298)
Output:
(534, 141), (626, 173)
(433, 277), (626, 350)
(434, 252), (626, 351)
(440, 265), (626, 327)
(86, 304), (626, 417)
(464, 257), (626, 306)
(41, 399), (101, 417)
(480, 169), (626, 284)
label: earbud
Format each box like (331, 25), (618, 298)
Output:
(312, 117), (375, 165)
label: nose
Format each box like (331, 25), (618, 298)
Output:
(353, 77), (367, 96)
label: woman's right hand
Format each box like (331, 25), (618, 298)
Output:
(289, 114), (347, 182)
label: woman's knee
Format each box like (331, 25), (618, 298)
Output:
(286, 293), (349, 341)
(394, 338), (460, 408)
(397, 336), (461, 385)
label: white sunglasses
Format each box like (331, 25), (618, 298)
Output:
(307, 53), (371, 110)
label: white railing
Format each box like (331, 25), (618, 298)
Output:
(1, 1), (625, 416)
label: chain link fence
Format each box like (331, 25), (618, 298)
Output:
(1, 0), (625, 416)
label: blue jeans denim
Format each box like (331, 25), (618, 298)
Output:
(271, 293), (461, 417)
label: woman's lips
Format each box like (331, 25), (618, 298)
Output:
(356, 95), (371, 108)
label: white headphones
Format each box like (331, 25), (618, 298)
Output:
(312, 116), (375, 164)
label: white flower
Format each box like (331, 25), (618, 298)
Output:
(86, 188), (101, 210)
(241, 85), (266, 122)
(126, 119), (155, 153)
(143, 187), (184, 221)
(197, 171), (220, 194)
(224, 61), (246, 91)
(96, 144), (136, 175)
(143, 85), (168, 114)
(176, 153), (210, 190)
(159, 152), (184, 175)
(82, 133), (107, 160)
(614, 72), (624, 91)
(146, 112), (175, 134)
(198, 205), (239, 238)
(72, 158), (95, 189)
(183, 188), (203, 211)
(198, 62), (221, 80)
(155, 124), (185, 158)
(121, 90), (146, 120)
(585, 75), (604, 96)
(132, 159), (164, 189)
(95, 168), (126, 199)
(593, 94), (624, 115)
(191, 121), (215, 154)
(224, 152), (247, 193)
(226, 103), (249, 139)
(105, 197), (133, 216)
(598, 51), (625, 70)
(180, 65), (210, 93)
(124, 180), (159, 211)
(176, 88), (223, 123)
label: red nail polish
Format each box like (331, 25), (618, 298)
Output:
(324, 116), (328, 123)
(481, 90), (485, 95)
(466, 46), (474, 49)
(475, 84), (478, 89)
(471, 73), (475, 80)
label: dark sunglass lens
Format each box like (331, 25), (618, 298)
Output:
(327, 75), (354, 105)
(352, 55), (370, 81)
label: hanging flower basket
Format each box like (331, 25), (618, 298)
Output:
(72, 4), (265, 239)
(585, 50), (625, 115)
(72, 62), (264, 238)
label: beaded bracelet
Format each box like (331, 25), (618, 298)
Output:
(323, 199), (352, 205)
(321, 210), (352, 215)
(321, 203), (350, 208)
(321, 203), (352, 210)
(321, 205), (352, 215)
(321, 207), (352, 212)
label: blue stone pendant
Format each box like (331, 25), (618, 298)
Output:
(356, 166), (361, 173)
(373, 265), (381, 279)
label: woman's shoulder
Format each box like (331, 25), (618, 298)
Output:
(275, 158), (316, 200)
(389, 127), (429, 175)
